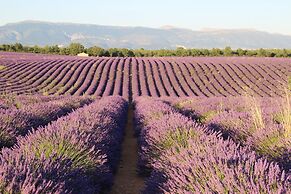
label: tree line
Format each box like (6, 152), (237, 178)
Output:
(1, 43), (291, 57)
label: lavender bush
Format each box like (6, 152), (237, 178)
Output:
(134, 97), (290, 193)
(0, 94), (62, 109)
(149, 138), (290, 194)
(0, 96), (128, 193)
(166, 96), (291, 170)
(0, 96), (93, 148)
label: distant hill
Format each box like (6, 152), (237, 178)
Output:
(1, 21), (291, 49)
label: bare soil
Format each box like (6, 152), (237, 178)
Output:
(109, 105), (145, 194)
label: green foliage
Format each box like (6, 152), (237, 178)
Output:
(43, 45), (60, 54)
(108, 48), (123, 57)
(237, 48), (246, 56)
(1, 43), (291, 57)
(223, 46), (233, 56)
(273, 113), (284, 124)
(158, 128), (198, 152)
(211, 48), (223, 56)
(219, 119), (248, 142)
(67, 43), (85, 55)
(197, 110), (218, 123)
(120, 48), (135, 57)
(14, 43), (23, 51)
(173, 99), (195, 109)
(87, 46), (105, 56)
(0, 93), (22, 109)
(255, 132), (284, 158)
(0, 65), (6, 71)
(146, 111), (165, 123)
(28, 138), (96, 170)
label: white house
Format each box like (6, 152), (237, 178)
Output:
(77, 52), (89, 57)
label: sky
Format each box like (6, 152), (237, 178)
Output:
(0, 0), (290, 35)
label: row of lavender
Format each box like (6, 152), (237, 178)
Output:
(1, 54), (290, 98)
(0, 57), (131, 98)
(0, 94), (65, 109)
(0, 95), (93, 148)
(134, 97), (290, 193)
(0, 51), (82, 64)
(0, 96), (128, 193)
(166, 96), (291, 171)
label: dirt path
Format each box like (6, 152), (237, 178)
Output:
(109, 104), (145, 194)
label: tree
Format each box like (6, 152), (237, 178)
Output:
(120, 48), (135, 57)
(103, 50), (110, 57)
(87, 46), (105, 56)
(190, 49), (202, 56)
(14, 43), (23, 52)
(176, 47), (191, 56)
(223, 46), (233, 56)
(257, 48), (267, 57)
(133, 50), (144, 57)
(67, 43), (85, 55)
(275, 49), (288, 57)
(245, 50), (256, 56)
(211, 48), (223, 56)
(31, 45), (41, 53)
(237, 48), (246, 56)
(108, 48), (122, 57)
(59, 47), (70, 55)
(49, 45), (60, 54)
(201, 49), (210, 56)
(1, 43), (291, 58)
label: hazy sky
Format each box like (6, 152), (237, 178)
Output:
(1, 0), (290, 35)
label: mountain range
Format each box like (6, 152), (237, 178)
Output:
(0, 21), (291, 49)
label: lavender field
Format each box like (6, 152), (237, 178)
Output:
(0, 52), (291, 193)
(0, 52), (290, 98)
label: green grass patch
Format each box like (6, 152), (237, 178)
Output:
(0, 65), (6, 71)
(197, 110), (218, 123)
(0, 93), (22, 109)
(219, 119), (249, 142)
(145, 111), (166, 124)
(255, 133), (284, 158)
(173, 99), (195, 109)
(29, 138), (97, 171)
(158, 128), (199, 153)
(273, 113), (286, 124)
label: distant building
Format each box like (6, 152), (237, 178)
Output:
(77, 52), (89, 57)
